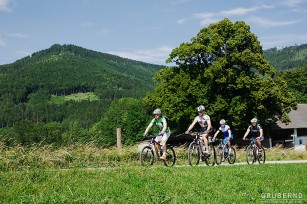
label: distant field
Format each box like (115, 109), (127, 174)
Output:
(1, 164), (306, 203)
(50, 92), (99, 104)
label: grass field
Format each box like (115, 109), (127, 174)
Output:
(1, 164), (306, 203)
(50, 92), (99, 104)
(1, 143), (307, 203)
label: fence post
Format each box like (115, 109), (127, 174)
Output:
(117, 128), (122, 152)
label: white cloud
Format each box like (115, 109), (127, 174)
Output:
(0, 0), (12, 12)
(248, 16), (299, 27)
(7, 33), (28, 38)
(281, 0), (307, 7)
(184, 5), (274, 26)
(0, 35), (6, 47)
(260, 34), (307, 49)
(108, 46), (174, 65)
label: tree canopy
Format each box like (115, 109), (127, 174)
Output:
(145, 18), (297, 133)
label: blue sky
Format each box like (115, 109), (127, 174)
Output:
(1, 0), (307, 65)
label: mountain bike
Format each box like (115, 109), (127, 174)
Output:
(187, 132), (216, 166)
(244, 138), (266, 164)
(215, 139), (236, 165)
(140, 135), (176, 167)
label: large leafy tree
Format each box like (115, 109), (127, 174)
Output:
(145, 18), (297, 133)
(278, 64), (307, 103)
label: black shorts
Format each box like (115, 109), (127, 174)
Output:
(200, 127), (213, 134)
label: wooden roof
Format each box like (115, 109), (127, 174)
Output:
(273, 104), (307, 129)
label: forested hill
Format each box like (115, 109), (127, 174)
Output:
(264, 44), (307, 70)
(0, 44), (163, 128)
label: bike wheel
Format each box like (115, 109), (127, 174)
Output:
(188, 141), (200, 166)
(216, 145), (223, 165)
(204, 145), (216, 166)
(257, 147), (266, 164)
(140, 146), (154, 167)
(227, 147), (236, 164)
(164, 146), (176, 167)
(246, 145), (256, 164)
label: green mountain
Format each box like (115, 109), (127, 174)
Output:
(264, 44), (307, 70)
(0, 44), (163, 129)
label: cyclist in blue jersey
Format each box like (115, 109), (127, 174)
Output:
(213, 119), (233, 153)
(143, 108), (170, 160)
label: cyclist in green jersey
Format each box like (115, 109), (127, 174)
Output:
(143, 108), (171, 160)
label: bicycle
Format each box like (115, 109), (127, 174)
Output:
(244, 138), (266, 164)
(215, 139), (236, 165)
(187, 132), (216, 166)
(140, 134), (176, 167)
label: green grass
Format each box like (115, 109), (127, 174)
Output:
(1, 164), (306, 203)
(50, 92), (99, 104)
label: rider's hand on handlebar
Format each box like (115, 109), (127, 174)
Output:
(242, 137), (246, 140)
(143, 134), (147, 138)
(185, 131), (190, 135)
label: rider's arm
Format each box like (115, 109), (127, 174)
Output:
(206, 119), (212, 132)
(144, 123), (153, 135)
(259, 129), (263, 137)
(243, 129), (250, 139)
(213, 130), (220, 138)
(161, 119), (167, 134)
(186, 121), (197, 132)
(228, 129), (232, 137)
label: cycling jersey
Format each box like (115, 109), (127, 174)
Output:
(150, 117), (170, 132)
(248, 124), (262, 138)
(219, 125), (232, 138)
(193, 114), (210, 128)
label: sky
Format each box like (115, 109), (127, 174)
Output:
(1, 0), (307, 65)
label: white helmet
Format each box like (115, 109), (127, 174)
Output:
(153, 108), (161, 115)
(220, 119), (226, 125)
(251, 118), (257, 123)
(197, 105), (205, 112)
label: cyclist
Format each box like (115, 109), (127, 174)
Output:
(143, 108), (170, 160)
(213, 119), (233, 160)
(243, 118), (264, 153)
(185, 105), (213, 154)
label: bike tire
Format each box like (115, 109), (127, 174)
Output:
(246, 145), (256, 164)
(163, 146), (176, 167)
(188, 141), (200, 166)
(257, 146), (266, 164)
(204, 144), (216, 166)
(227, 147), (236, 164)
(216, 145), (223, 165)
(140, 146), (154, 167)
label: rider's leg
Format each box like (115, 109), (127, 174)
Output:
(159, 132), (170, 160)
(227, 139), (232, 153)
(202, 133), (209, 152)
(256, 138), (262, 152)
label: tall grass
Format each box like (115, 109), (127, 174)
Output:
(0, 142), (306, 171)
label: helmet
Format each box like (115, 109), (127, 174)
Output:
(251, 118), (257, 123)
(220, 119), (226, 125)
(153, 108), (161, 115)
(197, 105), (205, 112)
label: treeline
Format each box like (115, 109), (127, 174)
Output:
(0, 98), (150, 147)
(264, 44), (307, 70)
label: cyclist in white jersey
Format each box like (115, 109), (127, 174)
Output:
(213, 119), (234, 156)
(185, 105), (213, 154)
